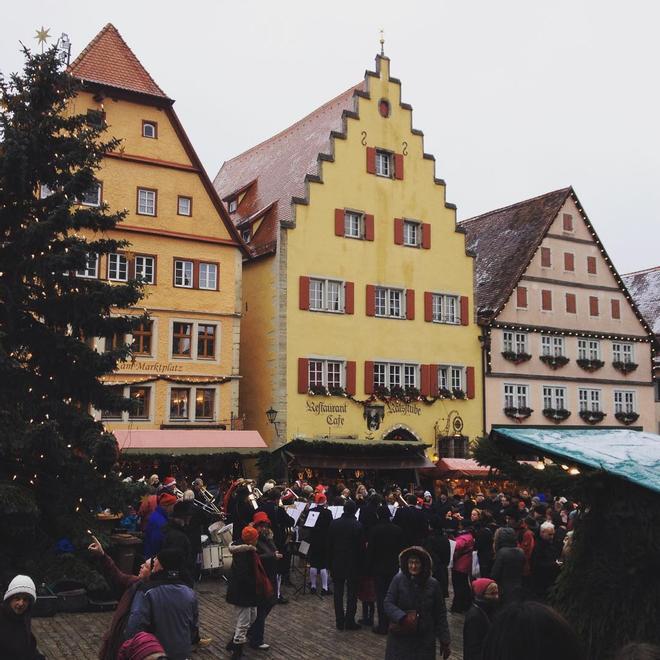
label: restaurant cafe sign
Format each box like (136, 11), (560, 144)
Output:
(304, 397), (422, 431)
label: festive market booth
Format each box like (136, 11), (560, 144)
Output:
(420, 457), (523, 495)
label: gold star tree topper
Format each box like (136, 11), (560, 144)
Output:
(35, 26), (51, 47)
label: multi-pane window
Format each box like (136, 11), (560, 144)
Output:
(129, 386), (150, 419)
(135, 255), (155, 284)
(170, 388), (190, 419)
(439, 436), (469, 459)
(375, 287), (404, 318)
(108, 253), (128, 281)
(172, 322), (193, 357)
(614, 390), (635, 414)
(101, 385), (124, 420)
(137, 188), (156, 216)
(76, 253), (98, 278)
(503, 331), (528, 354)
(578, 339), (600, 360)
(309, 278), (343, 313)
(174, 260), (194, 288)
(131, 321), (153, 356)
(344, 211), (363, 238)
(432, 294), (459, 324)
(374, 362), (418, 389)
(579, 388), (601, 412)
(197, 324), (216, 359)
(169, 386), (217, 422)
(104, 332), (126, 352)
(308, 359), (344, 389)
(541, 335), (565, 356)
(612, 342), (634, 363)
(403, 221), (420, 247)
(438, 366), (464, 391)
(504, 384), (529, 408)
(177, 196), (192, 216)
(199, 263), (217, 290)
(80, 183), (101, 207)
(375, 149), (392, 177)
(543, 386), (566, 410)
(195, 388), (215, 419)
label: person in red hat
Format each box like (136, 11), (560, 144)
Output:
(117, 631), (166, 660)
(143, 492), (177, 559)
(308, 493), (333, 595)
(463, 578), (499, 660)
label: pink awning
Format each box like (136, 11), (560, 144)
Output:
(436, 458), (490, 476)
(114, 429), (267, 454)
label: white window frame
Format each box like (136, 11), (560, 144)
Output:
(142, 122), (157, 139)
(228, 199), (238, 213)
(503, 331), (528, 354)
(308, 358), (345, 389)
(578, 339), (601, 361)
(578, 388), (601, 412)
(375, 149), (392, 177)
(107, 253), (128, 282)
(174, 260), (194, 288)
(309, 277), (345, 313)
(375, 286), (405, 319)
(99, 384), (154, 422)
(504, 383), (529, 409)
(167, 385), (219, 423)
(80, 182), (101, 207)
(541, 335), (565, 357)
(432, 293), (460, 324)
(614, 390), (635, 414)
(169, 319), (220, 362)
(40, 183), (54, 199)
(438, 365), (465, 391)
(137, 188), (156, 216)
(344, 211), (363, 239)
(612, 342), (634, 363)
(543, 386), (566, 410)
(177, 196), (192, 216)
(135, 255), (155, 284)
(374, 361), (419, 390)
(76, 253), (98, 279)
(403, 220), (421, 247)
(198, 262), (218, 290)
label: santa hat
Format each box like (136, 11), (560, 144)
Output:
(4, 575), (36, 603)
(242, 525), (259, 544)
(118, 632), (165, 660)
(158, 493), (177, 507)
(472, 578), (496, 599)
(161, 476), (176, 490)
(253, 511), (271, 525)
(314, 484), (326, 493)
(314, 493), (327, 505)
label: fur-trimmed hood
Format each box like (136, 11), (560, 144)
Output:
(398, 545), (433, 582)
(228, 542), (257, 555)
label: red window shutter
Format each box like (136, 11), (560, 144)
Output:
(366, 147), (376, 174)
(394, 153), (404, 180)
(424, 292), (433, 322)
(366, 285), (376, 316)
(298, 358), (309, 394)
(564, 252), (574, 271)
(429, 364), (439, 397)
(421, 223), (431, 249)
(364, 361), (374, 394)
(192, 260), (200, 289)
(517, 286), (528, 308)
(466, 366), (475, 399)
(541, 289), (552, 311)
(406, 289), (415, 320)
(334, 208), (344, 236)
(563, 213), (573, 231)
(420, 365), (431, 397)
(364, 214), (375, 241)
(587, 256), (597, 274)
(299, 276), (310, 310)
(541, 247), (551, 267)
(128, 256), (136, 280)
(394, 218), (404, 245)
(566, 293), (576, 314)
(611, 298), (621, 319)
(589, 296), (599, 316)
(346, 361), (356, 395)
(344, 281), (354, 314)
(460, 296), (469, 325)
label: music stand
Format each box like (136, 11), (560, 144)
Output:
(292, 541), (320, 598)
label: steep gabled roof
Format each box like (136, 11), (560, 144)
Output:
(68, 23), (169, 100)
(213, 81), (366, 257)
(460, 188), (572, 316)
(622, 266), (660, 336)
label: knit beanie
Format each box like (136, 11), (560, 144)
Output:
(472, 578), (496, 599)
(118, 632), (166, 660)
(242, 525), (259, 544)
(253, 511), (271, 525)
(314, 493), (327, 505)
(4, 575), (37, 603)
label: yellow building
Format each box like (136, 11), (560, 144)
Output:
(215, 54), (482, 479)
(66, 25), (248, 449)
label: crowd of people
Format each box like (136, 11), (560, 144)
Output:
(2, 474), (659, 660)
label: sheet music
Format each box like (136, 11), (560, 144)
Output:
(304, 510), (320, 528)
(287, 501), (307, 525)
(328, 506), (343, 519)
(298, 540), (310, 556)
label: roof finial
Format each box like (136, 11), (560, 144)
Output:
(379, 28), (385, 56)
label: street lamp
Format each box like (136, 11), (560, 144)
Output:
(265, 407), (280, 437)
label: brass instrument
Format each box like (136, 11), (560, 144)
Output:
(246, 481), (263, 510)
(174, 486), (224, 518)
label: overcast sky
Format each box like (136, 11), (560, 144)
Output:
(3, 0), (658, 274)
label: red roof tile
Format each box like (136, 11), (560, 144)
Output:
(213, 82), (366, 257)
(461, 188), (572, 316)
(68, 23), (169, 100)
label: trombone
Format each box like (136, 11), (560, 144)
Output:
(174, 486), (223, 518)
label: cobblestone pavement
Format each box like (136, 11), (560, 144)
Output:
(33, 572), (465, 659)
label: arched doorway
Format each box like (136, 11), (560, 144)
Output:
(382, 426), (419, 442)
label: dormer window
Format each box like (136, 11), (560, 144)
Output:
(142, 121), (157, 139)
(241, 227), (252, 243)
(228, 198), (238, 213)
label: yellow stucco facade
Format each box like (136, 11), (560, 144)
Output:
(236, 56), (483, 458)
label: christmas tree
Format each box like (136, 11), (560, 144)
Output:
(0, 44), (144, 577)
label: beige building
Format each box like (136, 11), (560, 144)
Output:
(462, 188), (656, 433)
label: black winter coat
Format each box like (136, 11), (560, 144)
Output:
(327, 512), (364, 578)
(162, 520), (193, 586)
(463, 602), (493, 660)
(423, 530), (451, 597)
(226, 543), (259, 607)
(307, 505), (333, 568)
(257, 501), (295, 550)
(0, 603), (44, 660)
(491, 546), (525, 604)
(393, 506), (428, 547)
(367, 520), (404, 578)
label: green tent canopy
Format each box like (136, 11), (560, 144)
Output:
(491, 427), (660, 494)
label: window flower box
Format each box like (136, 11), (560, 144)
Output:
(612, 361), (638, 375)
(437, 387), (453, 399)
(452, 388), (466, 400)
(308, 384), (329, 396)
(577, 358), (605, 372)
(404, 386), (421, 399)
(579, 410), (606, 424)
(615, 411), (640, 425)
(542, 408), (571, 422)
(504, 406), (533, 421)
(502, 351), (532, 364)
(539, 355), (570, 370)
